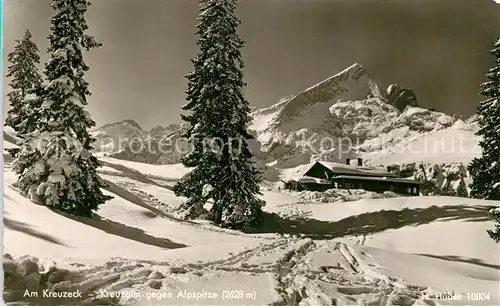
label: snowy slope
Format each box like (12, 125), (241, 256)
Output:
(98, 156), (190, 181)
(362, 246), (499, 304)
(3, 181), (173, 264)
(364, 119), (481, 166)
(3, 127), (20, 148)
(3, 155), (500, 305)
(3, 127), (19, 150)
(3, 127), (20, 164)
(258, 193), (500, 304)
(2, 104), (496, 306)
(3, 170), (270, 266)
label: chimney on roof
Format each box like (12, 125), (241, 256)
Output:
(346, 158), (351, 165)
(357, 158), (363, 166)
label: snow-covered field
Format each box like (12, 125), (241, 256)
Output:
(3, 154), (500, 305)
(97, 156), (191, 182)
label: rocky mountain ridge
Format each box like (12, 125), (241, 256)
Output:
(91, 63), (475, 169)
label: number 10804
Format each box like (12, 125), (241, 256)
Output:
(466, 293), (491, 301)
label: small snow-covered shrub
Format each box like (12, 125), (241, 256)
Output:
(13, 131), (112, 216)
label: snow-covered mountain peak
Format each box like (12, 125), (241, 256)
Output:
(99, 119), (144, 131)
(250, 64), (465, 168)
(257, 63), (376, 133)
(91, 119), (149, 154)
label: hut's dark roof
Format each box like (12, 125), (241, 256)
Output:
(332, 175), (420, 184)
(309, 161), (398, 178)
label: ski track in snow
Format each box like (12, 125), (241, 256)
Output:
(4, 154), (497, 306)
(3, 172), (430, 306)
(103, 174), (280, 240)
(4, 239), (431, 306)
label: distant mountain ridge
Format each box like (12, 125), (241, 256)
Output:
(89, 63), (478, 169)
(90, 119), (184, 164)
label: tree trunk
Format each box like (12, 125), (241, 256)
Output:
(214, 207), (222, 224)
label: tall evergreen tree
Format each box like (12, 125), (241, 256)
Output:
(5, 30), (43, 137)
(468, 38), (500, 242)
(173, 0), (265, 228)
(469, 39), (500, 200)
(456, 177), (469, 198)
(440, 178), (456, 197)
(12, 0), (111, 217)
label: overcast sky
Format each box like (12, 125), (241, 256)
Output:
(3, 0), (500, 130)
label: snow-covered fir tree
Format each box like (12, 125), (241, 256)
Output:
(487, 208), (500, 243)
(5, 30), (43, 137)
(173, 0), (265, 228)
(456, 177), (469, 198)
(12, 0), (112, 217)
(468, 38), (500, 242)
(440, 179), (456, 197)
(469, 39), (500, 200)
